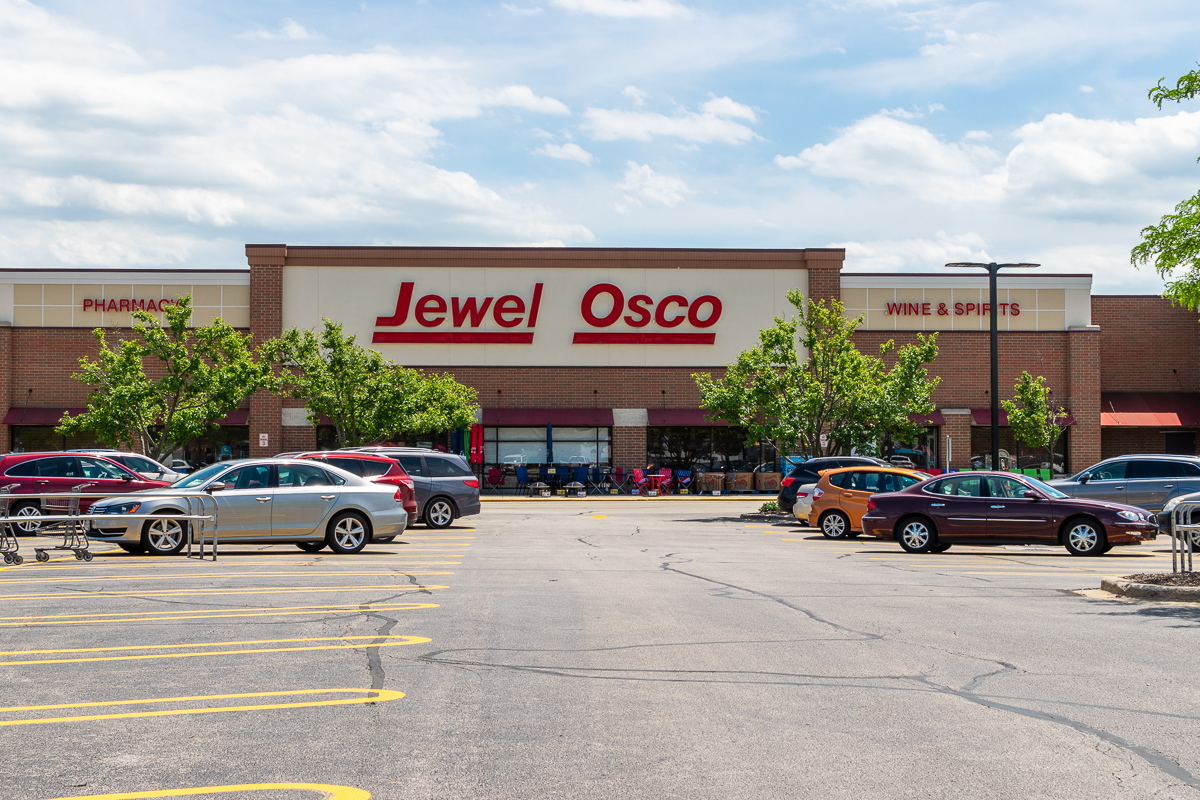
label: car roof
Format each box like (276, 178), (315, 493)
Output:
(298, 451), (397, 463)
(1096, 454), (1200, 462)
(821, 466), (926, 476)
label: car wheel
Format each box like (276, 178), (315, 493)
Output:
(326, 512), (370, 554)
(1063, 517), (1106, 556)
(141, 517), (188, 556)
(11, 502), (42, 533)
(424, 498), (456, 529)
(932, 543), (952, 553)
(118, 543), (143, 554)
(1189, 530), (1200, 553)
(296, 542), (326, 553)
(819, 510), (850, 539)
(897, 516), (937, 554)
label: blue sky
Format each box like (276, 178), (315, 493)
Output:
(2, 0), (1198, 291)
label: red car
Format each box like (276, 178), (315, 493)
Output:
(0, 451), (171, 531)
(860, 470), (1158, 555)
(291, 452), (418, 532)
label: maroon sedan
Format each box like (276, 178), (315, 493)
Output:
(860, 471), (1158, 555)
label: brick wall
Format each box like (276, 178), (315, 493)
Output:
(612, 425), (647, 470)
(1099, 428), (1193, 459)
(1067, 327), (1101, 469)
(448, 367), (719, 410)
(808, 265), (841, 304)
(247, 258), (283, 457)
(1093, 296), (1200, 392)
(940, 412), (972, 470)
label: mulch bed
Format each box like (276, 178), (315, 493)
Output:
(1124, 573), (1200, 587)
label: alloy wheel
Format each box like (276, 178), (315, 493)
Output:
(14, 505), (42, 532)
(146, 518), (184, 553)
(821, 512), (847, 538)
(1067, 523), (1098, 553)
(901, 520), (931, 551)
(333, 516), (367, 550)
(426, 500), (454, 528)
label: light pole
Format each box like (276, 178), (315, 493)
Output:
(944, 261), (1039, 471)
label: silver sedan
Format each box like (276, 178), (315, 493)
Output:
(88, 459), (408, 555)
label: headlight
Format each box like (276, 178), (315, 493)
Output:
(105, 501), (141, 514)
(1117, 510), (1140, 521)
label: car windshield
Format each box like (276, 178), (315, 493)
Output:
(1022, 476), (1070, 499)
(170, 463), (231, 488)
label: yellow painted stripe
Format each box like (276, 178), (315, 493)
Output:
(0, 688), (403, 727)
(43, 784), (370, 800)
(0, 571), (454, 586)
(0, 602), (439, 627)
(0, 584), (450, 602)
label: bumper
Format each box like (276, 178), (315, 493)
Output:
(372, 507), (409, 537)
(1110, 520), (1157, 543)
(860, 514), (893, 539)
(458, 498), (482, 518)
(777, 495), (795, 513)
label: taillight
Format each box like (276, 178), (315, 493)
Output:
(797, 492), (809, 499)
(394, 488), (404, 503)
(464, 479), (479, 488)
(813, 488), (824, 499)
(867, 499), (877, 512)
(781, 477), (795, 487)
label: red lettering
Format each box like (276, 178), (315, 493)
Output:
(119, 299), (130, 312)
(998, 302), (1009, 315)
(451, 296), (493, 327)
(493, 295), (525, 328)
(581, 283), (623, 327)
(133, 299), (145, 311)
(922, 302), (931, 316)
(623, 295), (653, 327)
(376, 282), (415, 326)
(655, 296), (688, 328)
(1010, 302), (1020, 316)
(886, 302), (902, 315)
(83, 299), (93, 311)
(146, 299), (158, 312)
(981, 303), (990, 316)
(527, 283), (543, 327)
(107, 299), (118, 312)
(688, 296), (722, 328)
(954, 302), (964, 315)
(415, 295), (447, 327)
(965, 303), (977, 314)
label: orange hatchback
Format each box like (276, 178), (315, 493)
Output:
(811, 466), (927, 539)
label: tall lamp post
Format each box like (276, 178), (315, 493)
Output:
(944, 261), (1039, 471)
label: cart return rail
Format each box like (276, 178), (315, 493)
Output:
(1169, 502), (1199, 574)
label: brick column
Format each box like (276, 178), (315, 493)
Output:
(1067, 325), (1101, 473)
(246, 246), (285, 457)
(612, 408), (647, 470)
(803, 249), (845, 304)
(0, 324), (10, 454)
(940, 409), (973, 470)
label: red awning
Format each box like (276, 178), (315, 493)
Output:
(910, 411), (945, 426)
(3, 407), (250, 426)
(647, 409), (728, 426)
(972, 408), (1076, 426)
(1100, 393), (1200, 427)
(482, 408), (615, 426)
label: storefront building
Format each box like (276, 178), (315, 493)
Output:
(0, 245), (1197, 477)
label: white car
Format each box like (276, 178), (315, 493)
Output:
(793, 482), (818, 524)
(75, 450), (185, 483)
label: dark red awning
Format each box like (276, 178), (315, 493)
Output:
(910, 411), (945, 426)
(3, 407), (250, 426)
(1101, 393), (1200, 427)
(972, 408), (1076, 426)
(482, 408), (615, 426)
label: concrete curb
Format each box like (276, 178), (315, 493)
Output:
(1100, 577), (1200, 602)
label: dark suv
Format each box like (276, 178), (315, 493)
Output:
(776, 456), (888, 513)
(353, 448), (481, 529)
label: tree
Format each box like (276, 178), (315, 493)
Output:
(1132, 65), (1200, 310)
(56, 296), (274, 463)
(273, 319), (479, 448)
(1000, 372), (1069, 473)
(694, 291), (940, 459)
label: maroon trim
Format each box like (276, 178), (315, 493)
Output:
(3, 407), (250, 426)
(372, 332), (535, 344)
(482, 408), (615, 426)
(1100, 392), (1200, 427)
(910, 411), (945, 426)
(571, 332), (716, 345)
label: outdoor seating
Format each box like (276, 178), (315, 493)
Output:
(570, 465), (589, 487)
(485, 468), (505, 495)
(586, 466), (607, 494)
(543, 465), (563, 491)
(610, 467), (631, 494)
(658, 468), (673, 494)
(515, 465), (531, 495)
(675, 469), (693, 494)
(632, 468), (648, 494)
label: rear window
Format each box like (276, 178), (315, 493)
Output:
(5, 456), (81, 478)
(322, 457), (364, 477)
(357, 460), (394, 478)
(427, 455), (473, 478)
(828, 471), (848, 487)
(1130, 460), (1191, 479)
(397, 456), (425, 477)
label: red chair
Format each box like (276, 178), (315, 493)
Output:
(657, 468), (673, 494)
(485, 468), (505, 494)
(632, 468), (649, 494)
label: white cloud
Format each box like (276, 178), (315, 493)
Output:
(240, 18), (321, 41)
(1079, 84), (1095, 93)
(835, 232), (993, 271)
(623, 85), (648, 106)
(502, 3), (545, 15)
(485, 85), (571, 114)
(618, 161), (690, 206)
(534, 142), (595, 164)
(549, 0), (693, 19)
(583, 96), (760, 143)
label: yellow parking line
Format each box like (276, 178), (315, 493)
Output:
(0, 570), (457, 585)
(0, 602), (439, 627)
(0, 635), (431, 666)
(43, 784), (371, 800)
(0, 584), (450, 602)
(0, 688), (403, 727)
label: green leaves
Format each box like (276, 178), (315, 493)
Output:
(694, 293), (939, 458)
(274, 319), (478, 448)
(56, 296), (273, 463)
(1001, 372), (1069, 466)
(1149, 67), (1200, 108)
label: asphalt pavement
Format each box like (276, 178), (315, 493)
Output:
(1, 501), (1198, 800)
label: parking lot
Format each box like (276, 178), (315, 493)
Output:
(1, 501), (1198, 800)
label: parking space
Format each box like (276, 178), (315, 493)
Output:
(3, 506), (1199, 799)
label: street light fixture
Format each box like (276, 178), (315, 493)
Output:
(944, 261), (1039, 472)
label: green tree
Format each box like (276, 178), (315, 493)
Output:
(56, 296), (274, 463)
(1132, 65), (1200, 309)
(273, 319), (479, 448)
(1000, 371), (1069, 472)
(694, 291), (939, 459)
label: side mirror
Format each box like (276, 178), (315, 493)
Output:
(120, 475), (132, 482)
(1023, 490), (1042, 500)
(206, 481), (227, 494)
(1078, 474), (1090, 484)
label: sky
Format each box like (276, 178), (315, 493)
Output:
(1, 0), (1198, 292)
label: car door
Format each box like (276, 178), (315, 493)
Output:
(272, 463), (341, 537)
(838, 471), (875, 527)
(924, 475), (990, 539)
(985, 476), (1053, 541)
(396, 456), (431, 511)
(1073, 460), (1128, 504)
(1126, 460), (1181, 512)
(77, 457), (155, 510)
(211, 464), (274, 538)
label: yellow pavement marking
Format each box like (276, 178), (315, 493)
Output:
(0, 602), (439, 627)
(43, 784), (370, 800)
(0, 570), (456, 585)
(5, 559), (466, 572)
(0, 635), (430, 666)
(590, 515), (608, 518)
(0, 584), (450, 602)
(0, 688), (403, 727)
(401, 536), (476, 539)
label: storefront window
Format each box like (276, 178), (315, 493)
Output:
(647, 427), (778, 472)
(883, 427), (939, 470)
(484, 426), (611, 466)
(970, 426), (1068, 475)
(184, 426), (250, 465)
(10, 426), (100, 452)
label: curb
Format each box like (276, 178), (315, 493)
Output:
(1100, 577), (1200, 602)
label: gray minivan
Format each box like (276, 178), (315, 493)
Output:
(356, 447), (481, 529)
(1048, 455), (1200, 513)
